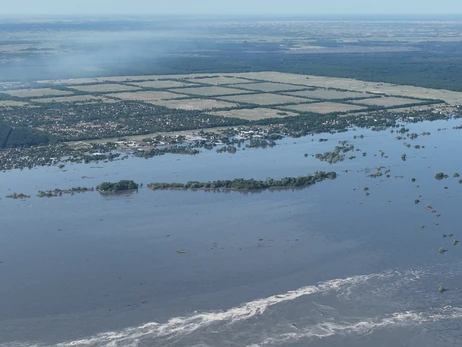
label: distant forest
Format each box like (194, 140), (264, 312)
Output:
(2, 41), (462, 91)
(150, 41), (462, 92)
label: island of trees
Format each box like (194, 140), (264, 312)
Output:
(96, 180), (139, 193)
(147, 171), (336, 191)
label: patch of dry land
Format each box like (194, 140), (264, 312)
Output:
(208, 107), (299, 120)
(234, 72), (462, 104)
(351, 96), (427, 107)
(281, 102), (366, 114)
(33, 72), (462, 106)
(186, 76), (253, 85)
(218, 93), (309, 106)
(4, 71), (460, 118)
(69, 83), (141, 93)
(231, 82), (307, 92)
(31, 95), (110, 103)
(0, 100), (29, 107)
(3, 88), (74, 98)
(153, 98), (238, 110)
(287, 89), (374, 100)
(107, 91), (186, 102)
(127, 80), (195, 89)
(172, 86), (250, 96)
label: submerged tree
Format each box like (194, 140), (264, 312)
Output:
(435, 172), (448, 180)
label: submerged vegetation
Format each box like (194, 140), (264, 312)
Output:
(435, 172), (449, 180)
(135, 145), (200, 159)
(37, 187), (94, 197)
(6, 193), (30, 199)
(147, 171), (337, 191)
(314, 142), (355, 164)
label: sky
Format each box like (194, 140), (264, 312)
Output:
(0, 0), (461, 16)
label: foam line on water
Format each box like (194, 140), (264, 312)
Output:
(59, 272), (396, 347)
(7, 269), (424, 347)
(258, 306), (462, 346)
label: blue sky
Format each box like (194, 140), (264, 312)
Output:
(1, 0), (461, 15)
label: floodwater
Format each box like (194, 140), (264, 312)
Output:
(1, 119), (462, 346)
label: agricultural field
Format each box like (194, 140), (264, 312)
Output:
(208, 107), (299, 120)
(0, 71), (454, 149)
(217, 93), (309, 106)
(31, 95), (110, 103)
(0, 100), (29, 107)
(3, 88), (74, 98)
(287, 89), (374, 100)
(107, 91), (187, 102)
(152, 98), (238, 110)
(127, 80), (195, 89)
(172, 86), (250, 97)
(235, 72), (462, 104)
(186, 76), (253, 85)
(69, 83), (141, 93)
(231, 82), (307, 92)
(350, 96), (428, 107)
(280, 102), (367, 114)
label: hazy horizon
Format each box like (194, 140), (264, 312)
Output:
(2, 13), (462, 21)
(1, 0), (462, 16)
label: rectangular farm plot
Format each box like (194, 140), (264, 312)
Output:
(217, 93), (309, 106)
(232, 82), (307, 92)
(32, 95), (109, 103)
(351, 96), (428, 107)
(152, 98), (238, 110)
(281, 102), (366, 114)
(172, 86), (250, 97)
(287, 89), (373, 100)
(107, 91), (186, 102)
(189, 76), (254, 85)
(69, 83), (141, 93)
(208, 108), (299, 121)
(127, 80), (194, 89)
(0, 100), (29, 107)
(3, 88), (74, 98)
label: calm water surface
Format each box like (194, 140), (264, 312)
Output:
(1, 119), (462, 346)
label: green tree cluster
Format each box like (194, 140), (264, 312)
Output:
(147, 171), (336, 191)
(96, 180), (139, 192)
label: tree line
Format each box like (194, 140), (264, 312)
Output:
(147, 171), (337, 191)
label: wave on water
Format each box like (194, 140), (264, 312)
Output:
(54, 271), (395, 347)
(258, 306), (462, 346)
(7, 267), (461, 347)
